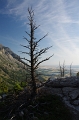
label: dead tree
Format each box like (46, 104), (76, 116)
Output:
(59, 62), (62, 77)
(62, 61), (65, 77)
(70, 62), (72, 77)
(59, 61), (65, 77)
(20, 8), (53, 97)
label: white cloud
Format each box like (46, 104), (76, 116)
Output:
(0, 35), (20, 45)
(1, 0), (79, 65)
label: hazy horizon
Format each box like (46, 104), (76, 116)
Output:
(39, 64), (79, 69)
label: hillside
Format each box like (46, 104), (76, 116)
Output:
(0, 44), (27, 94)
(0, 44), (50, 94)
(0, 45), (75, 120)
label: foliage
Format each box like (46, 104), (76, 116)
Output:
(0, 53), (27, 94)
(13, 82), (23, 92)
(77, 72), (79, 77)
(20, 81), (28, 87)
(0, 81), (8, 94)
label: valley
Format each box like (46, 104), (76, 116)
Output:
(0, 44), (79, 95)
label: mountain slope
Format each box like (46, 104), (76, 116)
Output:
(0, 44), (27, 93)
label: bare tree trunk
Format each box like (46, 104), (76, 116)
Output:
(70, 62), (72, 77)
(59, 62), (62, 77)
(20, 7), (53, 98)
(59, 61), (65, 77)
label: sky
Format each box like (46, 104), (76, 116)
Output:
(0, 0), (79, 66)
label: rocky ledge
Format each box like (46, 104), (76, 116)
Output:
(39, 76), (79, 120)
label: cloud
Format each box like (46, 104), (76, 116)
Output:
(1, 0), (79, 65)
(0, 35), (21, 45)
(1, 0), (79, 24)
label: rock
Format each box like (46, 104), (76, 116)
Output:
(62, 87), (79, 100)
(32, 117), (39, 120)
(46, 76), (79, 87)
(0, 96), (2, 100)
(44, 112), (49, 116)
(2, 94), (7, 99)
(24, 109), (28, 114)
(44, 76), (79, 118)
(62, 87), (76, 96)
(69, 89), (79, 100)
(73, 100), (79, 106)
(19, 111), (24, 117)
(37, 87), (62, 96)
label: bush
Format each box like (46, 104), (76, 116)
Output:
(77, 72), (79, 77)
(20, 81), (27, 87)
(13, 82), (23, 92)
(0, 81), (8, 94)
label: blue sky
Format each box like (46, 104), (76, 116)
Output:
(0, 0), (79, 66)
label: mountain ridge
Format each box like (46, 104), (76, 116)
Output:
(0, 43), (26, 94)
(0, 44), (20, 60)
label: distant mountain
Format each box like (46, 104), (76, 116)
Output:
(0, 44), (48, 94)
(0, 44), (20, 59)
(0, 44), (27, 93)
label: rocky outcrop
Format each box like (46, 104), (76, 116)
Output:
(39, 76), (79, 120)
(0, 44), (20, 60)
(46, 76), (79, 87)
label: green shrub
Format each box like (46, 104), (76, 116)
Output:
(20, 81), (27, 87)
(0, 81), (8, 94)
(13, 82), (23, 92)
(77, 72), (79, 77)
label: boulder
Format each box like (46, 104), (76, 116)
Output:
(44, 76), (79, 119)
(73, 100), (79, 106)
(2, 94), (7, 99)
(46, 76), (79, 87)
(69, 89), (79, 100)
